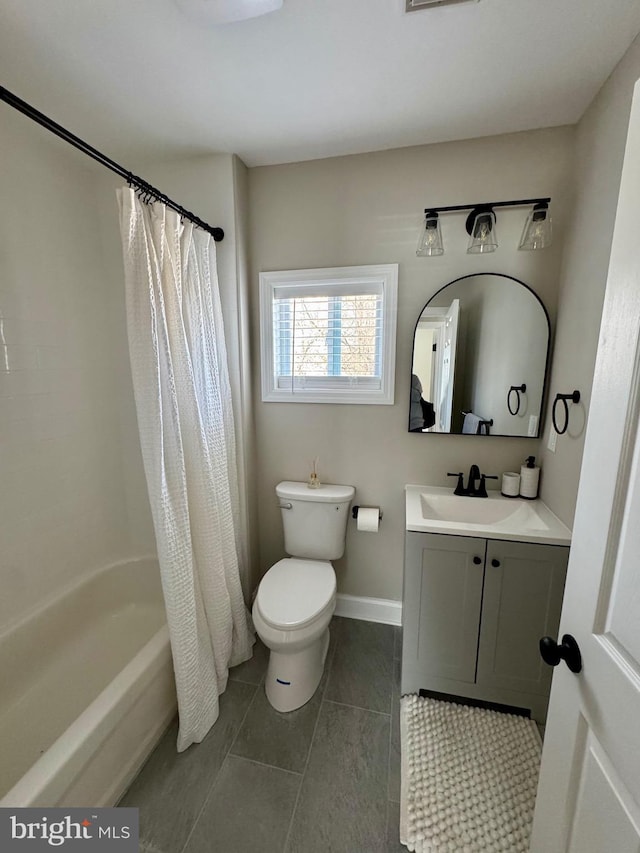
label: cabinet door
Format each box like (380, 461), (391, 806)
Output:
(404, 532), (486, 685)
(476, 540), (568, 696)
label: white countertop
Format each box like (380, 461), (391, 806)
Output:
(405, 484), (572, 546)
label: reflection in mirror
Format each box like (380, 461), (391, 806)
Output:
(409, 274), (549, 437)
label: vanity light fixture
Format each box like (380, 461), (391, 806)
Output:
(416, 210), (444, 256)
(415, 197), (552, 257)
(519, 201), (552, 251)
(466, 206), (498, 254)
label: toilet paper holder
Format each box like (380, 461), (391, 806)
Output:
(352, 505), (383, 520)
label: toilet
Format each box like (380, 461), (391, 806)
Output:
(252, 480), (355, 712)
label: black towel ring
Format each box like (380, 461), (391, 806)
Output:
(507, 384), (527, 416)
(552, 390), (581, 436)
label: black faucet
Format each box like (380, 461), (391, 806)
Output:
(447, 472), (467, 495)
(447, 466), (498, 497)
(466, 465), (481, 496)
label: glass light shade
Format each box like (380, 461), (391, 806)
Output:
(416, 211), (444, 257)
(519, 204), (552, 250)
(467, 209), (498, 254)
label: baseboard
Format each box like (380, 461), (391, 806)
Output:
(335, 593), (402, 626)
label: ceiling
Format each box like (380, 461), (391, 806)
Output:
(1, 0), (640, 167)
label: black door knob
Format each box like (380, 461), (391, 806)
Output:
(539, 634), (582, 674)
(491, 558), (501, 567)
(473, 556), (482, 565)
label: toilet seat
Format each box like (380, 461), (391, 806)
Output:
(256, 558), (336, 630)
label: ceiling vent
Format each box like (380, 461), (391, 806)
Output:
(406, 0), (480, 11)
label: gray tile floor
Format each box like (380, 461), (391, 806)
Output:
(121, 617), (404, 853)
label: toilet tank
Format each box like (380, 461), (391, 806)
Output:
(276, 481), (355, 561)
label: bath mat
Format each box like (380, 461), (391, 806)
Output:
(400, 694), (541, 852)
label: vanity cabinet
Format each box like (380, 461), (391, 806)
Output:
(401, 531), (568, 722)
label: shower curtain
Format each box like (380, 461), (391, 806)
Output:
(117, 188), (254, 752)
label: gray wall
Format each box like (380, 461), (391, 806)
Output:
(248, 126), (575, 601)
(539, 35), (640, 525)
(0, 109), (131, 628)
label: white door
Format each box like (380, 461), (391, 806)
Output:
(416, 300), (460, 432)
(530, 79), (640, 852)
(438, 299), (460, 431)
(413, 322), (438, 404)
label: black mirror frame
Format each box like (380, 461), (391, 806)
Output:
(409, 272), (552, 438)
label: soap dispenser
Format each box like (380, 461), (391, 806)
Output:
(519, 455), (540, 499)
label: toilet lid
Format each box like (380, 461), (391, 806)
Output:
(256, 558), (336, 629)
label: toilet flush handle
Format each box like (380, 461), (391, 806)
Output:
(278, 501), (293, 510)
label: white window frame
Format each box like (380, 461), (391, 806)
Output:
(260, 264), (398, 405)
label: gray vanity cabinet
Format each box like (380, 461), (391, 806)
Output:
(403, 533), (486, 685)
(477, 540), (568, 697)
(402, 531), (568, 722)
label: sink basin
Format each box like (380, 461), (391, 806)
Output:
(420, 493), (522, 525)
(406, 485), (572, 545)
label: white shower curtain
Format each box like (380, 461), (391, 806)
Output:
(117, 188), (254, 752)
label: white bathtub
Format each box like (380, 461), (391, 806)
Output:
(0, 557), (176, 807)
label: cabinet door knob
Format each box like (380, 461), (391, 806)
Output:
(473, 556), (482, 565)
(491, 558), (501, 567)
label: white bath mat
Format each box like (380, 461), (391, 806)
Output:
(400, 695), (542, 852)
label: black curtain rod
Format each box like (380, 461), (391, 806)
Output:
(1, 85), (224, 242)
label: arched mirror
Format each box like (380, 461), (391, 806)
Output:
(409, 273), (550, 437)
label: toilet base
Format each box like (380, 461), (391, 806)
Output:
(264, 629), (330, 712)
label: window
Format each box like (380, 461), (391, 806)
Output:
(260, 264), (398, 404)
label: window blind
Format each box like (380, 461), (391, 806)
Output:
(272, 280), (384, 392)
